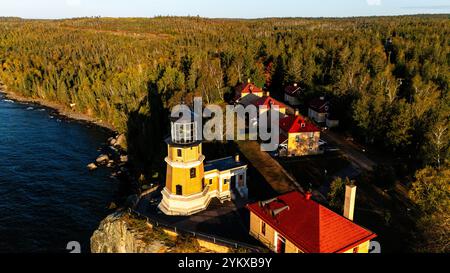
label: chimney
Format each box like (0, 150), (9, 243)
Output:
(344, 184), (357, 221)
(259, 197), (278, 208)
(266, 91), (270, 97)
(295, 109), (300, 116)
(235, 154), (240, 162)
(247, 78), (251, 83)
(271, 205), (290, 217)
(305, 191), (312, 200)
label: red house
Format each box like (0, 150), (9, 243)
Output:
(252, 96), (288, 115)
(235, 81), (264, 101)
(247, 191), (377, 253)
(278, 113), (321, 156)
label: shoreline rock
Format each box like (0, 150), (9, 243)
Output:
(87, 163), (98, 171)
(96, 154), (110, 164)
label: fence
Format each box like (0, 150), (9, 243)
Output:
(128, 208), (264, 253)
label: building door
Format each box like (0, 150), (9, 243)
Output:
(277, 235), (286, 253)
(230, 176), (236, 190)
(176, 185), (182, 195)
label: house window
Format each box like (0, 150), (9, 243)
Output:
(190, 168), (196, 178)
(295, 135), (301, 143)
(224, 178), (229, 184)
(177, 149), (182, 157)
(209, 179), (213, 185)
(353, 247), (359, 253)
(261, 221), (266, 236)
(176, 185), (182, 195)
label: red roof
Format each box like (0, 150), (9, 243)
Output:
(284, 85), (301, 96)
(236, 82), (263, 94)
(279, 115), (320, 133)
(252, 96), (287, 109)
(309, 98), (329, 113)
(247, 191), (377, 253)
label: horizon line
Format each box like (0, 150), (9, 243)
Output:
(1, 12), (449, 21)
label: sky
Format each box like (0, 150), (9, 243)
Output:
(0, 0), (449, 19)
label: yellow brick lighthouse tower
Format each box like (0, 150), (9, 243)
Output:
(158, 107), (249, 216)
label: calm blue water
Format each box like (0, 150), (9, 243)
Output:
(0, 92), (118, 253)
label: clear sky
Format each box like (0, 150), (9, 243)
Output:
(0, 0), (449, 19)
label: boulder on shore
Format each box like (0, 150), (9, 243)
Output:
(109, 137), (117, 146)
(96, 154), (109, 164)
(87, 163), (98, 171)
(114, 134), (127, 150)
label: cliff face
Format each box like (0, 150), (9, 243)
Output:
(90, 211), (168, 253)
(90, 211), (228, 253)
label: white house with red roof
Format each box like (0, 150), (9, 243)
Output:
(308, 96), (329, 123)
(284, 83), (301, 106)
(252, 96), (287, 116)
(247, 190), (377, 253)
(278, 113), (321, 156)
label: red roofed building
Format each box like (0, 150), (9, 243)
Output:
(284, 83), (301, 106)
(308, 96), (329, 123)
(252, 96), (287, 115)
(278, 113), (321, 156)
(235, 80), (264, 101)
(247, 191), (377, 253)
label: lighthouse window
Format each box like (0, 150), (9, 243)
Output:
(190, 168), (196, 178)
(176, 185), (182, 195)
(177, 149), (182, 158)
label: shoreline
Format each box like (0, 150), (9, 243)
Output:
(0, 86), (140, 207)
(0, 87), (117, 134)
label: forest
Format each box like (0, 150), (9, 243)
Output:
(0, 15), (448, 252)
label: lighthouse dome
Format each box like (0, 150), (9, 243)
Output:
(170, 108), (199, 144)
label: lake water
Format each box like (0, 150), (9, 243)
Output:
(0, 92), (118, 253)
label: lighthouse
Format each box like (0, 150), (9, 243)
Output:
(158, 108), (248, 216)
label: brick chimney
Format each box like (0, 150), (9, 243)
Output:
(344, 184), (357, 221)
(235, 154), (240, 162)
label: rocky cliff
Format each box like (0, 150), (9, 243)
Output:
(90, 211), (225, 253)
